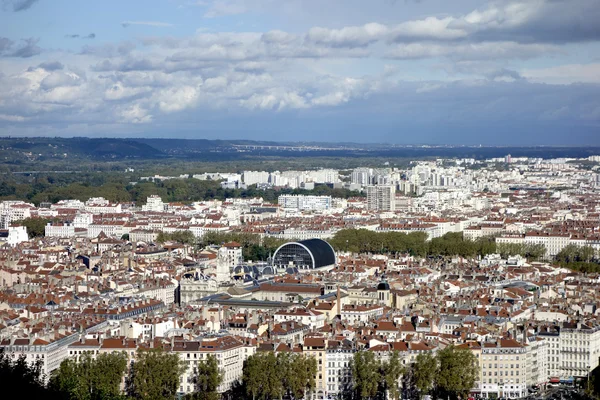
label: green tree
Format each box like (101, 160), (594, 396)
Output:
(350, 351), (381, 400)
(185, 355), (222, 400)
(128, 348), (185, 400)
(242, 353), (264, 400)
(49, 352), (128, 400)
(0, 349), (47, 398)
(435, 345), (479, 400)
(157, 230), (196, 245)
(14, 217), (51, 237)
(412, 352), (437, 399)
(382, 351), (404, 400)
(241, 352), (317, 400)
(287, 354), (317, 399)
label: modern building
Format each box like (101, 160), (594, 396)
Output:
(272, 239), (336, 270)
(278, 195), (332, 212)
(142, 195), (165, 212)
(366, 185), (395, 211)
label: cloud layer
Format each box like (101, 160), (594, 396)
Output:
(0, 0), (599, 144)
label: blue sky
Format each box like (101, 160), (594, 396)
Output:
(0, 0), (599, 145)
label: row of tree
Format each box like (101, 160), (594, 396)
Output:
(1, 177), (363, 206)
(0, 348), (220, 400)
(343, 346), (478, 400)
(241, 352), (317, 400)
(409, 346), (479, 400)
(556, 244), (600, 273)
(201, 231), (288, 262)
(495, 242), (547, 260)
(329, 230), (497, 258)
(350, 350), (404, 400)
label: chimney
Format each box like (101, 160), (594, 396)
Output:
(337, 286), (341, 317)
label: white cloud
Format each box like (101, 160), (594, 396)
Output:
(119, 104), (152, 123)
(157, 86), (200, 113)
(386, 41), (560, 61)
(521, 63), (600, 84)
(121, 21), (173, 28)
(0, 113), (27, 121)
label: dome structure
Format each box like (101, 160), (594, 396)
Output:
(272, 239), (336, 270)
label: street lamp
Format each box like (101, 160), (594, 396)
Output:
(587, 365), (591, 394)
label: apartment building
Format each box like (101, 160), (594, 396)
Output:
(478, 339), (528, 399)
(366, 185), (395, 212)
(173, 336), (246, 395)
(325, 340), (354, 399)
(538, 321), (600, 380)
(279, 195), (332, 212)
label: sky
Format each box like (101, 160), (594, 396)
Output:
(0, 0), (599, 145)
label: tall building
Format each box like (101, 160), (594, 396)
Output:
(350, 168), (372, 185)
(242, 170), (270, 186)
(141, 195), (165, 212)
(366, 185), (395, 211)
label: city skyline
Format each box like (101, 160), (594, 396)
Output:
(1, 0), (599, 145)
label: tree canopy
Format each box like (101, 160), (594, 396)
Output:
(435, 345), (479, 400)
(329, 230), (497, 258)
(242, 352), (317, 400)
(127, 349), (186, 400)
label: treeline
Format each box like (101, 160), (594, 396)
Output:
(202, 231), (287, 262)
(136, 230), (285, 263)
(556, 244), (600, 273)
(329, 230), (497, 258)
(350, 350), (403, 400)
(496, 242), (546, 260)
(340, 346), (478, 400)
(408, 346), (479, 400)
(0, 348), (219, 400)
(0, 177), (362, 206)
(0, 348), (321, 400)
(241, 352), (317, 399)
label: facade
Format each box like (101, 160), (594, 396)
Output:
(45, 223), (75, 238)
(141, 195), (165, 212)
(221, 242), (243, 271)
(279, 195), (332, 212)
(1, 226), (28, 246)
(538, 321), (600, 380)
(366, 185), (395, 211)
(325, 340), (354, 398)
(243, 171), (270, 186)
(173, 336), (246, 395)
(341, 304), (384, 324)
(478, 339), (528, 399)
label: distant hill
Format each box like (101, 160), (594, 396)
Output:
(1, 137), (164, 160)
(1, 137), (600, 162)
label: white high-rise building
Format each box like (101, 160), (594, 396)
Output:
(351, 168), (372, 185)
(366, 185), (395, 211)
(142, 195), (165, 212)
(310, 169), (339, 184)
(243, 171), (270, 186)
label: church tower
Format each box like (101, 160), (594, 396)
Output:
(216, 246), (230, 283)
